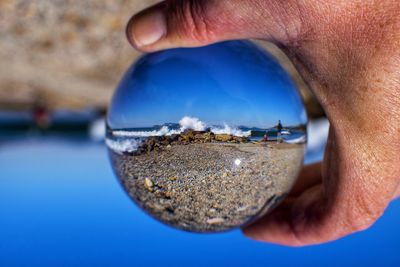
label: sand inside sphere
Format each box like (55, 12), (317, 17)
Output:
(110, 135), (304, 232)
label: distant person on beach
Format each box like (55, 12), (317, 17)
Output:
(276, 120), (283, 143)
(126, 0), (400, 246)
(32, 100), (50, 130)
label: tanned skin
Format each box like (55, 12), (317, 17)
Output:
(125, 0), (400, 246)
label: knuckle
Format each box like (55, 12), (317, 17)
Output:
(166, 0), (217, 43)
(253, 0), (306, 44)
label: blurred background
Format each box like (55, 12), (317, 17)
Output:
(0, 1), (398, 266)
(0, 0), (323, 133)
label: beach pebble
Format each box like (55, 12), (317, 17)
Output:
(207, 218), (225, 224)
(236, 205), (249, 212)
(144, 178), (154, 192)
(209, 208), (217, 213)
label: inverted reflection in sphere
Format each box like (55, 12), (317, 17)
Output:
(107, 41), (307, 232)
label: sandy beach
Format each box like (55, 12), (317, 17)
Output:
(110, 141), (304, 232)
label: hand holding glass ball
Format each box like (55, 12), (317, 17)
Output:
(121, 0), (400, 246)
(107, 41), (307, 232)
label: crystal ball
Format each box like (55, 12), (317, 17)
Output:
(106, 40), (307, 232)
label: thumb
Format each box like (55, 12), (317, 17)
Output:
(126, 0), (303, 52)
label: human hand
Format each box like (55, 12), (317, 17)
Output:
(125, 0), (400, 246)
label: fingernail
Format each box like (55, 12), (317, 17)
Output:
(128, 10), (166, 47)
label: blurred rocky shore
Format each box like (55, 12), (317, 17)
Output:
(0, 0), (323, 117)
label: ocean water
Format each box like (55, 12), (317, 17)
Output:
(0, 138), (399, 267)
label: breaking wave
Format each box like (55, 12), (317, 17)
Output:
(112, 126), (181, 137)
(110, 116), (251, 138)
(179, 116), (206, 131)
(105, 138), (142, 154)
(211, 123), (251, 137)
(106, 116), (253, 153)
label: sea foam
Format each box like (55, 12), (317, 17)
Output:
(105, 138), (142, 154)
(111, 116), (251, 138)
(112, 126), (181, 137)
(106, 116), (252, 153)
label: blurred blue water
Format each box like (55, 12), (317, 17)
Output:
(0, 139), (399, 267)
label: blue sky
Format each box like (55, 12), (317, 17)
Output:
(108, 41), (307, 129)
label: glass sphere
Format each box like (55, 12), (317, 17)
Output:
(107, 40), (307, 232)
